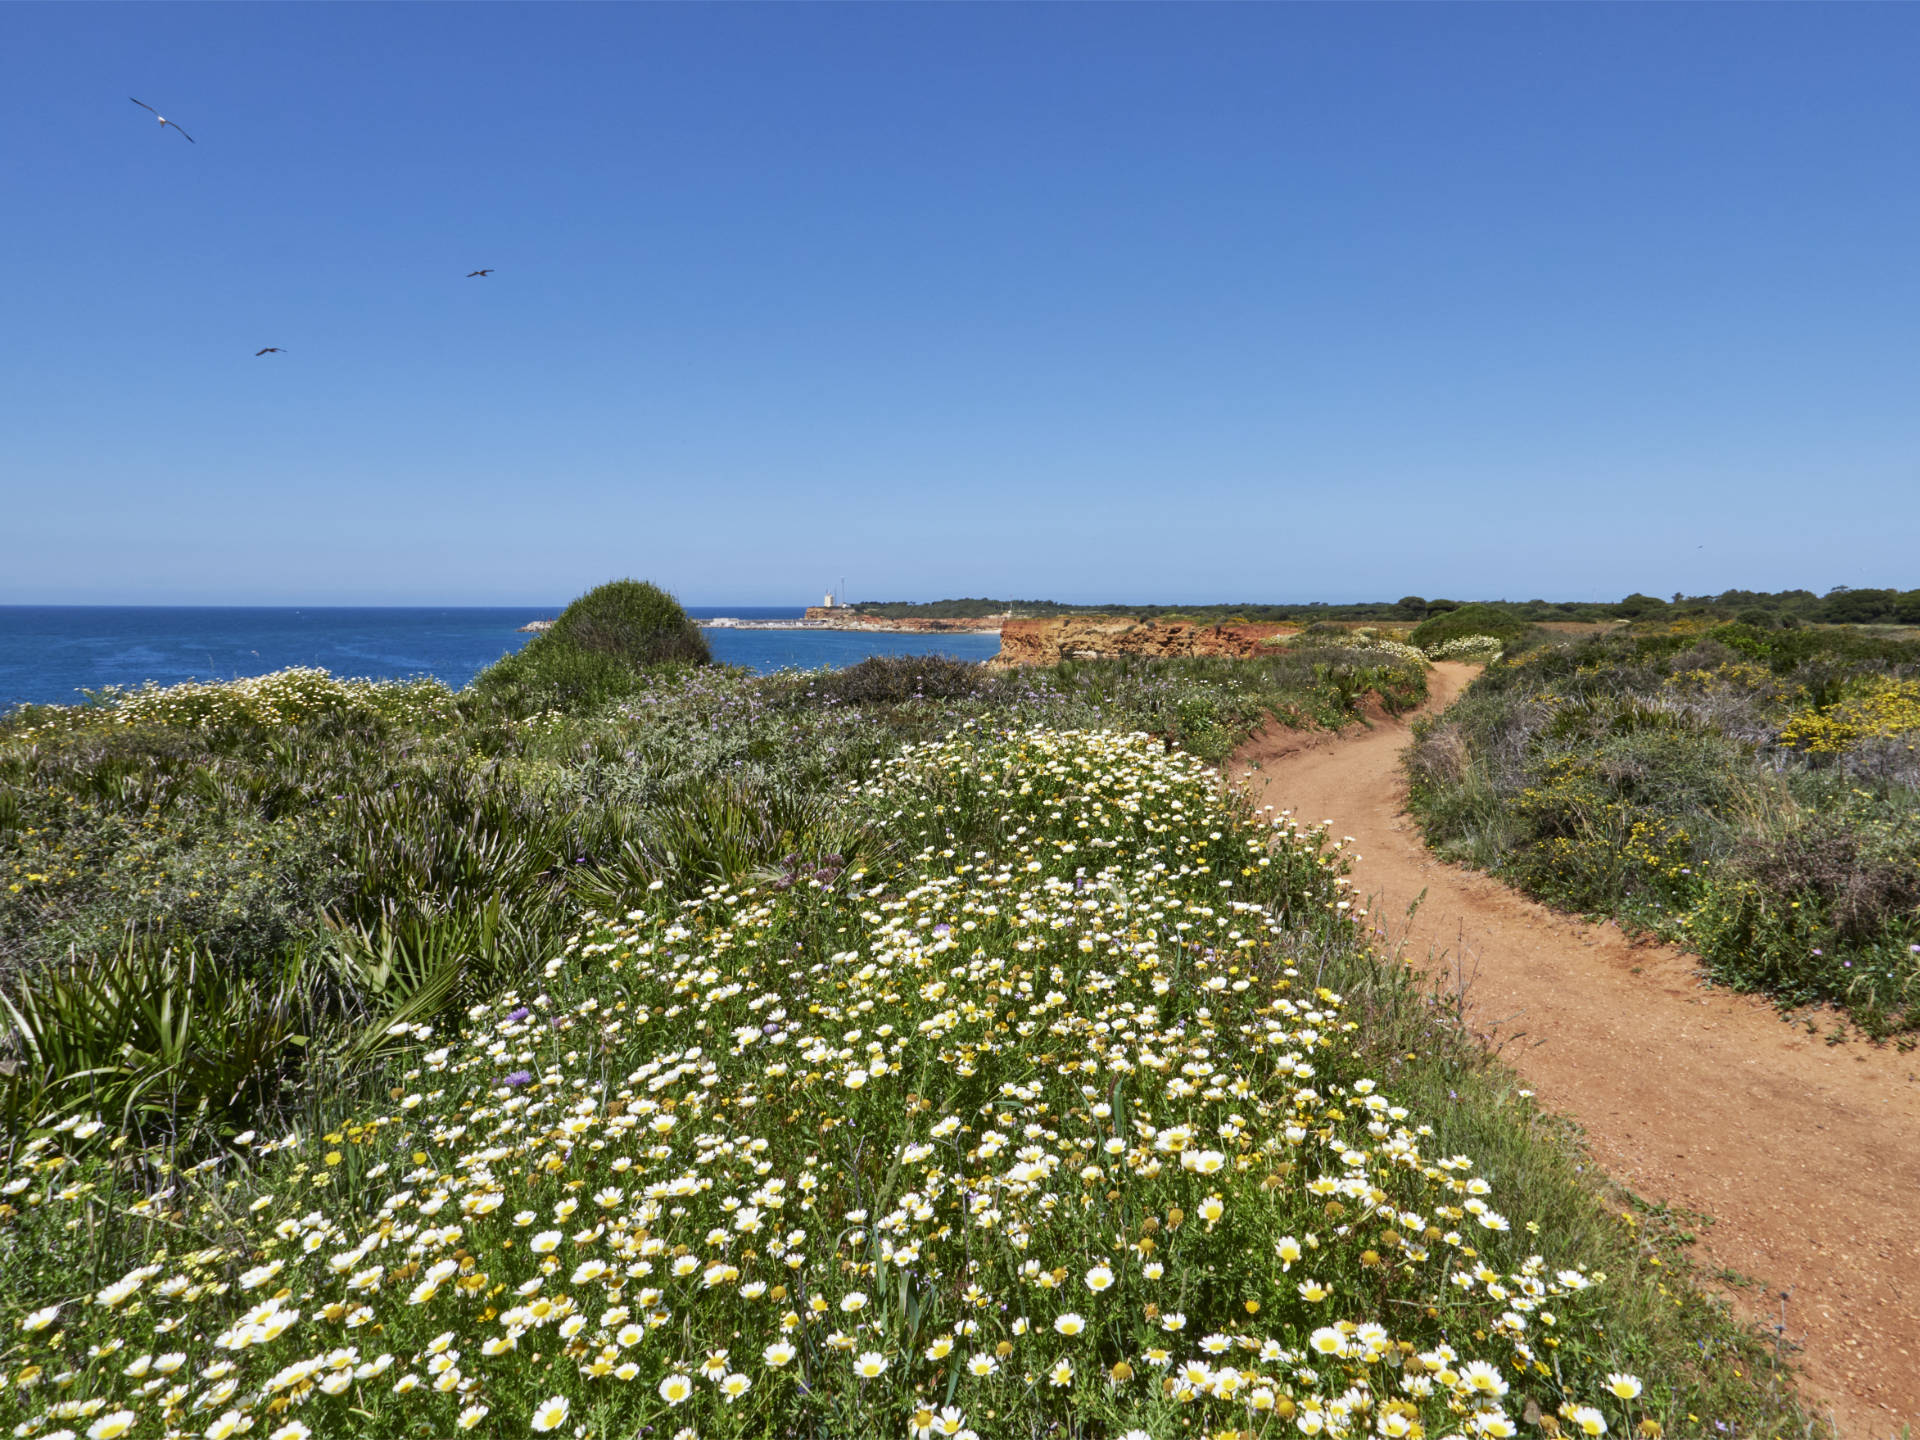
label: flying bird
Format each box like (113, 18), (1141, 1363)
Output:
(129, 98), (194, 143)
(467, 269), (493, 278)
(255, 347), (285, 356)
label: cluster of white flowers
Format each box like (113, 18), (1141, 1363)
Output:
(1326, 634), (1431, 667)
(1, 728), (1654, 1440)
(8, 668), (458, 737)
(1424, 637), (1506, 662)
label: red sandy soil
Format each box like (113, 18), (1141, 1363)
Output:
(1232, 662), (1920, 1438)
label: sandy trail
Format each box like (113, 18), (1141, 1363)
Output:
(1232, 662), (1920, 1438)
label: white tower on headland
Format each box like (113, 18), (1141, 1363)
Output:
(823, 590), (836, 609)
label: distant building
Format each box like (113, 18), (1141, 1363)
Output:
(822, 590), (839, 609)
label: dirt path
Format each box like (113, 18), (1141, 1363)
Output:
(1233, 662), (1920, 1438)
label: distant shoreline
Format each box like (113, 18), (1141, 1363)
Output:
(704, 618), (1003, 634)
(517, 617), (1004, 636)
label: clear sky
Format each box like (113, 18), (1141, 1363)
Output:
(5, 4), (1918, 607)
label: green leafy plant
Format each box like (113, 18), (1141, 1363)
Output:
(1408, 603), (1530, 652)
(473, 580), (709, 713)
(0, 933), (309, 1137)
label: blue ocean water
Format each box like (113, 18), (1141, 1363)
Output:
(699, 618), (1001, 676)
(0, 607), (1003, 710)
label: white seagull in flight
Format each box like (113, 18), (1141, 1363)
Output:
(130, 98), (194, 143)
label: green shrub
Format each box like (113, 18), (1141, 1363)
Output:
(1682, 875), (1828, 997)
(474, 580), (709, 713)
(815, 653), (986, 705)
(1615, 592), (1669, 619)
(1408, 602), (1529, 651)
(541, 579), (710, 667)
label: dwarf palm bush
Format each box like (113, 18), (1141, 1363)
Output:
(325, 764), (573, 927)
(0, 934), (311, 1139)
(571, 774), (881, 913)
(324, 896), (556, 1032)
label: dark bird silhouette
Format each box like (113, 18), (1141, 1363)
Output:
(467, 269), (493, 278)
(130, 98), (194, 143)
(255, 348), (285, 356)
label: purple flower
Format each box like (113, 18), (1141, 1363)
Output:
(505, 1006), (531, 1023)
(502, 1070), (533, 1088)
(932, 924), (951, 939)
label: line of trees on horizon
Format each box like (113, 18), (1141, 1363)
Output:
(849, 586), (1920, 627)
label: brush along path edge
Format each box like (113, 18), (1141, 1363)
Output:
(1232, 662), (1920, 1437)
(1, 727), (1649, 1440)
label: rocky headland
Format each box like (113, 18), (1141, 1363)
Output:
(799, 608), (1005, 633)
(990, 617), (1299, 666)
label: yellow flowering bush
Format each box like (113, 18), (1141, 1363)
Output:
(0, 730), (1654, 1439)
(1659, 662), (1797, 710)
(1778, 678), (1920, 755)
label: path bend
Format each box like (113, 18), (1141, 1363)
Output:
(1232, 662), (1920, 1438)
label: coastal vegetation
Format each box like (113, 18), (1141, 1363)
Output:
(1405, 608), (1528, 655)
(0, 591), (1812, 1437)
(1407, 620), (1920, 1037)
(474, 582), (712, 714)
(854, 587), (1920, 630)
(0, 610), (1426, 1138)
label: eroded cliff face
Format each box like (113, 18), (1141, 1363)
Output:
(990, 618), (1299, 666)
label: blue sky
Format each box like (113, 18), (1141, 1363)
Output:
(5, 4), (1918, 606)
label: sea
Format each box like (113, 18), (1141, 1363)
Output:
(0, 607), (1004, 711)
